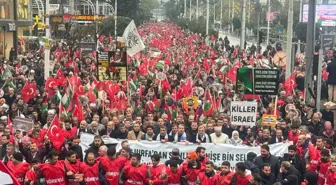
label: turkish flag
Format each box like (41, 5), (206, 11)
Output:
(0, 161), (20, 185)
(226, 62), (240, 82)
(283, 72), (297, 95)
(47, 116), (65, 151)
(20, 81), (37, 103)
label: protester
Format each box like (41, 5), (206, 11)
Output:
(276, 161), (301, 185)
(219, 161), (234, 185)
(254, 145), (280, 177)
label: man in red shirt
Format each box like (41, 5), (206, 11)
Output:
(195, 146), (208, 169)
(64, 150), (82, 185)
(288, 124), (300, 145)
(232, 162), (251, 185)
(326, 159), (336, 185)
(8, 152), (30, 185)
(150, 154), (168, 184)
(99, 146), (127, 185)
(166, 160), (182, 185)
(40, 150), (67, 185)
(196, 161), (219, 185)
(181, 151), (203, 185)
(121, 153), (151, 185)
(317, 149), (331, 185)
(218, 161), (234, 185)
(25, 158), (40, 185)
(80, 152), (99, 185)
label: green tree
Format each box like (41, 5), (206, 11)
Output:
(164, 0), (183, 21)
(99, 16), (132, 36)
(140, 0), (160, 10)
(232, 17), (241, 30)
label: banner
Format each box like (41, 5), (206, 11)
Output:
(97, 50), (127, 81)
(79, 133), (290, 166)
(236, 68), (279, 95)
(230, 101), (257, 127)
(115, 141), (290, 166)
(321, 34), (334, 53)
(78, 42), (96, 60)
(122, 20), (146, 56)
(13, 117), (33, 132)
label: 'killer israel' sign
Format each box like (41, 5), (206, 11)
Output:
(230, 101), (258, 127)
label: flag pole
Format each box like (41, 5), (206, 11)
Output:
(274, 96), (278, 116)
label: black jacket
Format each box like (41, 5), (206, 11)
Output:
(276, 166), (301, 185)
(60, 144), (83, 162)
(260, 171), (275, 185)
(255, 155), (280, 178)
(84, 144), (101, 160)
(280, 154), (305, 180)
(327, 61), (336, 85)
(244, 161), (260, 174)
(18, 142), (50, 163)
(165, 156), (184, 166)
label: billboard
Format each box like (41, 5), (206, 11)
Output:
(303, 4), (336, 26)
(97, 49), (127, 81)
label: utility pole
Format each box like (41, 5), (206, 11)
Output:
(206, 0), (209, 35)
(232, 0), (234, 33)
(240, 0), (246, 49)
(190, 0), (192, 21)
(304, 0), (316, 102)
(184, 0), (187, 17)
(220, 0), (223, 30)
(44, 0), (50, 78)
(196, 0), (199, 20)
(285, 0), (293, 79)
(229, 0), (231, 33)
(266, 0), (270, 45)
(316, 36), (323, 112)
(115, 0), (117, 39)
(298, 0), (303, 53)
(214, 3), (216, 24)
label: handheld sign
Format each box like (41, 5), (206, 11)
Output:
(261, 114), (277, 127)
(230, 101), (257, 127)
(183, 96), (199, 109)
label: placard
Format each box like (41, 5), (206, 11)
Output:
(230, 101), (258, 127)
(78, 42), (96, 59)
(253, 69), (280, 95)
(261, 114), (277, 127)
(236, 68), (279, 95)
(13, 117), (33, 132)
(321, 34), (334, 53)
(97, 50), (127, 81)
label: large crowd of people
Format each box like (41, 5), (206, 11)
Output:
(0, 22), (335, 185)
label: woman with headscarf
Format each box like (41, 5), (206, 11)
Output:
(228, 131), (243, 146)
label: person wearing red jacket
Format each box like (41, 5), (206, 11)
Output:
(121, 153), (151, 185)
(79, 152), (99, 185)
(317, 149), (331, 185)
(64, 150), (83, 185)
(288, 124), (300, 145)
(196, 146), (208, 170)
(25, 158), (41, 185)
(196, 161), (219, 185)
(296, 135), (319, 172)
(326, 159), (336, 185)
(40, 150), (67, 185)
(218, 161), (234, 185)
(99, 146), (127, 185)
(8, 152), (30, 185)
(150, 154), (168, 185)
(166, 160), (182, 185)
(231, 162), (251, 185)
(181, 151), (203, 185)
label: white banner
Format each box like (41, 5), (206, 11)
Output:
(230, 101), (258, 127)
(80, 134), (290, 166)
(122, 20), (146, 57)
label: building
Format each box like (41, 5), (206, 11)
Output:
(0, 0), (33, 58)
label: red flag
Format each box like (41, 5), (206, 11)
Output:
(56, 68), (66, 82)
(20, 82), (37, 103)
(203, 58), (211, 73)
(7, 116), (14, 140)
(226, 62), (240, 82)
(322, 68), (328, 80)
(0, 161), (20, 185)
(87, 87), (97, 103)
(73, 101), (85, 122)
(283, 72), (297, 95)
(47, 116), (65, 151)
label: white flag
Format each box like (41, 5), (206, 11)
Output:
(122, 20), (145, 56)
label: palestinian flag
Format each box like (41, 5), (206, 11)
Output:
(129, 78), (138, 91)
(61, 86), (73, 109)
(155, 60), (165, 70)
(1, 68), (12, 80)
(236, 68), (253, 94)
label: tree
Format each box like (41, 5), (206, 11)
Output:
(232, 17), (241, 30)
(164, 0), (183, 21)
(99, 16), (132, 36)
(140, 0), (160, 10)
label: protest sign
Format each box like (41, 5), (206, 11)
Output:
(236, 68), (280, 95)
(13, 117), (33, 132)
(97, 50), (127, 81)
(261, 114), (278, 127)
(97, 51), (109, 81)
(115, 141), (290, 166)
(78, 42), (96, 59)
(80, 134), (290, 166)
(230, 101), (258, 126)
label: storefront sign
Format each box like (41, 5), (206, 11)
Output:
(6, 23), (16, 31)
